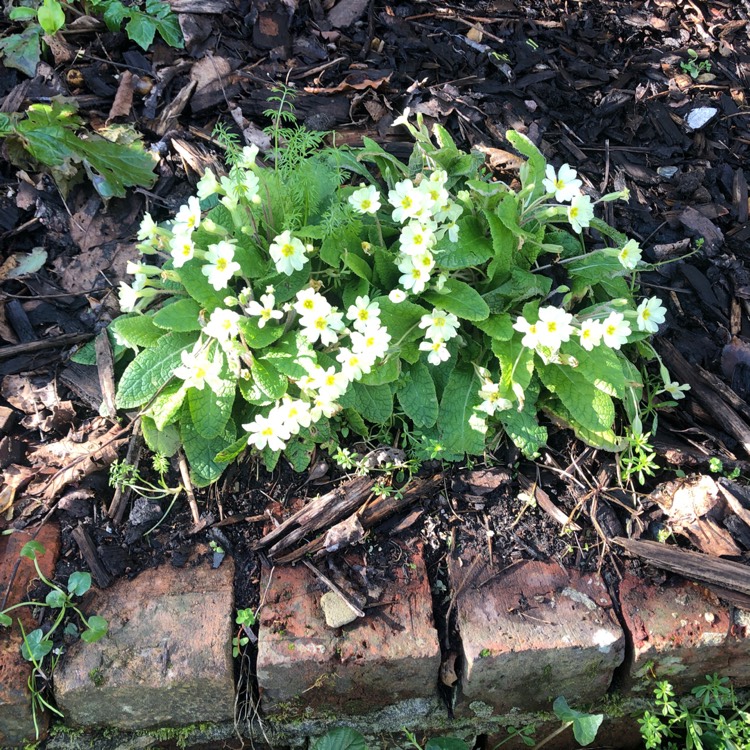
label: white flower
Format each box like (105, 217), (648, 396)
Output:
(196, 169), (220, 199)
(269, 230), (308, 276)
(174, 196), (202, 234)
(419, 309), (460, 342)
(237, 145), (259, 170)
(578, 319), (604, 351)
(636, 297), (666, 333)
(476, 381), (512, 416)
(388, 289), (407, 303)
(170, 232), (196, 268)
(419, 180), (449, 212)
(243, 414), (291, 452)
(536, 306), (574, 350)
(294, 287), (331, 319)
(173, 345), (222, 391)
(221, 170), (260, 204)
(419, 338), (451, 366)
(397, 255), (431, 294)
(203, 308), (241, 342)
(271, 397), (312, 435)
(309, 365), (350, 400)
(543, 163), (582, 203)
(567, 194), (594, 233)
(618, 239), (642, 270)
(400, 220), (435, 256)
(299, 308), (345, 346)
(118, 282), (141, 313)
(336, 347), (374, 379)
(601, 312), (631, 350)
(245, 293), (284, 328)
(137, 213), (158, 242)
(412, 250), (435, 274)
(663, 380), (690, 400)
(350, 325), (391, 359)
(388, 179), (425, 223)
(202, 241), (241, 290)
(469, 413), (488, 434)
(309, 394), (342, 421)
(513, 315), (541, 349)
(348, 184), (382, 215)
(346, 295), (381, 332)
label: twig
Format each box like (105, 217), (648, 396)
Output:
(177, 450), (201, 526)
(0, 333), (92, 362)
(301, 559), (365, 619)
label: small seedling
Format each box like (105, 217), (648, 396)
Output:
(680, 50), (712, 79)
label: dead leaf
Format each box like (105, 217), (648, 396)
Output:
(2, 373), (60, 414)
(305, 70), (392, 95)
(107, 71), (136, 123)
(322, 514), (365, 553)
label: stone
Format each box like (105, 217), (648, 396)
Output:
(449, 558), (625, 714)
(319, 592), (359, 629)
(256, 543), (441, 715)
(0, 523), (61, 746)
(54, 556), (235, 730)
(619, 573), (750, 693)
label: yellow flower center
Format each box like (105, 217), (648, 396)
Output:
(401, 196), (412, 209)
(262, 427), (273, 437)
(570, 207), (579, 219)
(361, 199), (371, 209)
(358, 310), (369, 321)
(216, 258), (227, 272)
(314, 318), (327, 330)
(606, 325), (616, 336)
(281, 244), (295, 257)
(303, 299), (314, 310)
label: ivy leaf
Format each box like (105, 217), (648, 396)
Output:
(102, 0), (128, 30)
(125, 12), (157, 50)
(181, 411), (236, 487)
(397, 362), (438, 429)
(553, 697), (604, 746)
(0, 27), (42, 78)
(116, 332), (197, 409)
(154, 13), (184, 47)
(141, 416), (181, 457)
(438, 365), (483, 457)
(152, 299), (202, 331)
(433, 216), (492, 269)
(425, 739), (470, 750)
(423, 279), (489, 322)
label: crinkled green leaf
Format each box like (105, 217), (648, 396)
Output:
(425, 739), (470, 750)
(423, 278), (489, 322)
(0, 27), (42, 78)
(251, 357), (287, 400)
(473, 313), (513, 341)
(214, 435), (249, 464)
(181, 413), (236, 487)
(375, 298), (428, 349)
(483, 268), (552, 313)
(188, 354), (236, 439)
(110, 314), (163, 348)
(493, 335), (534, 396)
(359, 356), (400, 386)
(152, 298), (202, 331)
(545, 400), (623, 452)
(148, 380), (187, 429)
(238, 317), (286, 350)
(344, 250), (372, 282)
(397, 362), (438, 429)
(284, 438), (314, 473)
(175, 258), (226, 310)
(565, 340), (628, 399)
(339, 382), (392, 423)
(116, 332), (197, 409)
(141, 416), (181, 457)
(498, 381), (547, 458)
(484, 208), (514, 280)
(433, 216), (492, 270)
(438, 365), (483, 456)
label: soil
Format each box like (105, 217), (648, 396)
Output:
(3, 0), (750, 736)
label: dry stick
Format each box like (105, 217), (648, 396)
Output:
(656, 339), (750, 456)
(301, 559), (365, 619)
(108, 419), (143, 522)
(177, 450), (201, 526)
(0, 333), (92, 361)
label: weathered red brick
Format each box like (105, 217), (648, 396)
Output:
(256, 543), (441, 715)
(619, 573), (750, 693)
(54, 556), (235, 729)
(450, 558), (624, 714)
(0, 523), (60, 746)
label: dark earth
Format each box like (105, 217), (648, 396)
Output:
(2, 0), (750, 743)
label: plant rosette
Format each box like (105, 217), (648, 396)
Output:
(84, 108), (687, 486)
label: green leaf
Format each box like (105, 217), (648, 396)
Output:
(0, 613), (12, 627)
(425, 739), (470, 750)
(188, 380), (235, 440)
(483, 268), (552, 313)
(102, 0), (128, 30)
(20, 540), (45, 560)
(359, 356), (400, 386)
(175, 258), (226, 310)
(493, 336), (534, 396)
(21, 628), (53, 662)
(8, 7), (38, 20)
(375, 297), (428, 350)
(568, 251), (626, 300)
(238, 317), (285, 349)
(125, 12), (157, 50)
(473, 313), (513, 341)
(251, 357), (287, 400)
(148, 380), (187, 430)
(539, 365), (615, 434)
(397, 362), (438, 428)
(214, 435), (248, 464)
(438, 365), (483, 456)
(155, 13), (184, 47)
(115, 332), (197, 409)
(67, 571), (91, 596)
(284, 438), (314, 473)
(545, 400), (622, 452)
(141, 416), (181, 457)
(45, 589), (67, 608)
(433, 216), (492, 269)
(181, 413), (236, 487)
(484, 208), (514, 280)
(110, 314), (163, 348)
(553, 696), (603, 746)
(152, 298), (202, 331)
(506, 130), (547, 201)
(423, 278), (489, 322)
(339, 382), (393, 423)
(564, 341), (628, 399)
(81, 615), (108, 643)
(37, 0), (66, 34)
(312, 727), (367, 750)
(498, 381), (547, 458)
(0, 27), (42, 78)
(344, 251), (372, 282)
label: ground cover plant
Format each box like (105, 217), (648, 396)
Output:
(97, 96), (687, 487)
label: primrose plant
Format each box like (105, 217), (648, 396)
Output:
(98, 99), (687, 486)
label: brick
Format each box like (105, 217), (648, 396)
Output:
(256, 543), (441, 715)
(450, 558), (624, 714)
(54, 556), (235, 729)
(0, 523), (61, 747)
(619, 573), (750, 693)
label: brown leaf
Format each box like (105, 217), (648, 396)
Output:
(107, 71), (136, 123)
